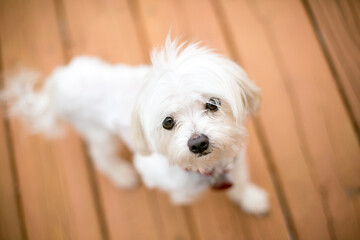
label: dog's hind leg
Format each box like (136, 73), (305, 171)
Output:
(83, 127), (138, 189)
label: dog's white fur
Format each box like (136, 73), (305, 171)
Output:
(1, 36), (269, 215)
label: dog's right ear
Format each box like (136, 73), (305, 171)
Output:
(130, 102), (151, 156)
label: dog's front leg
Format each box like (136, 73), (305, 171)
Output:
(227, 148), (269, 215)
(86, 131), (138, 189)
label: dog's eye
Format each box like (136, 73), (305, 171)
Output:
(206, 98), (220, 112)
(162, 117), (175, 130)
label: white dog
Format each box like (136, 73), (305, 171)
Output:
(2, 36), (269, 215)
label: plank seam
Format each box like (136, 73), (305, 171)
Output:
(127, 1), (202, 239)
(243, 1), (340, 239)
(334, 0), (359, 46)
(147, 191), (167, 240)
(210, 0), (300, 239)
(126, 1), (170, 239)
(52, 1), (111, 239)
(0, 40), (29, 240)
(127, 0), (152, 63)
(301, 0), (360, 142)
(252, 118), (299, 240)
(80, 141), (111, 240)
(53, 0), (73, 63)
(182, 206), (202, 240)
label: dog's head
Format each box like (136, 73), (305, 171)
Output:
(131, 37), (260, 174)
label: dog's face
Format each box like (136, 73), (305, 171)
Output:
(131, 38), (260, 174)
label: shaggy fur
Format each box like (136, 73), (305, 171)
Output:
(1, 36), (269, 215)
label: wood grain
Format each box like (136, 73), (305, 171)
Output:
(0, 0), (103, 239)
(1, 0), (359, 239)
(136, 0), (290, 239)
(60, 0), (194, 239)
(219, 0), (360, 239)
(0, 106), (24, 240)
(304, 0), (360, 134)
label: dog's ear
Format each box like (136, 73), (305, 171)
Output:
(225, 61), (261, 122)
(237, 74), (261, 116)
(130, 102), (151, 156)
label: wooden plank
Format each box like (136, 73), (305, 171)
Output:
(137, 0), (290, 239)
(301, 0), (360, 223)
(0, 0), (103, 239)
(61, 0), (142, 64)
(182, 1), (290, 238)
(132, 0), (188, 49)
(59, 0), (158, 239)
(219, 0), (360, 239)
(0, 106), (24, 240)
(303, 0), (360, 133)
(60, 0), (194, 239)
(153, 193), (194, 240)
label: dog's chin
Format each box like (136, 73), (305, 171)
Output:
(174, 151), (225, 175)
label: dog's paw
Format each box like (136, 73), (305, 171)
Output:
(228, 183), (269, 215)
(106, 163), (139, 189)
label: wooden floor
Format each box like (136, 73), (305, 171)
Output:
(1, 0), (360, 239)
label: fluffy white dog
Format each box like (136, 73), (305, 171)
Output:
(2, 36), (269, 215)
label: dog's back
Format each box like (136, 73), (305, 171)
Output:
(1, 56), (150, 140)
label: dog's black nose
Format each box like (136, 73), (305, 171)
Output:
(188, 134), (209, 154)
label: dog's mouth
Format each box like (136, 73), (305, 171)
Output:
(197, 151), (211, 157)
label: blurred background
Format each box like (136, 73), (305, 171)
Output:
(1, 0), (359, 239)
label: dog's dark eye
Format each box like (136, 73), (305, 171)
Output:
(162, 117), (175, 130)
(206, 98), (220, 112)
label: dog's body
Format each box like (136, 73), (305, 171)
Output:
(2, 38), (269, 215)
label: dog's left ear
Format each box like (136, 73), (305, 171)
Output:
(130, 100), (151, 156)
(227, 62), (261, 122)
(237, 74), (261, 116)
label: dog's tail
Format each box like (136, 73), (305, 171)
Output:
(1, 70), (63, 138)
